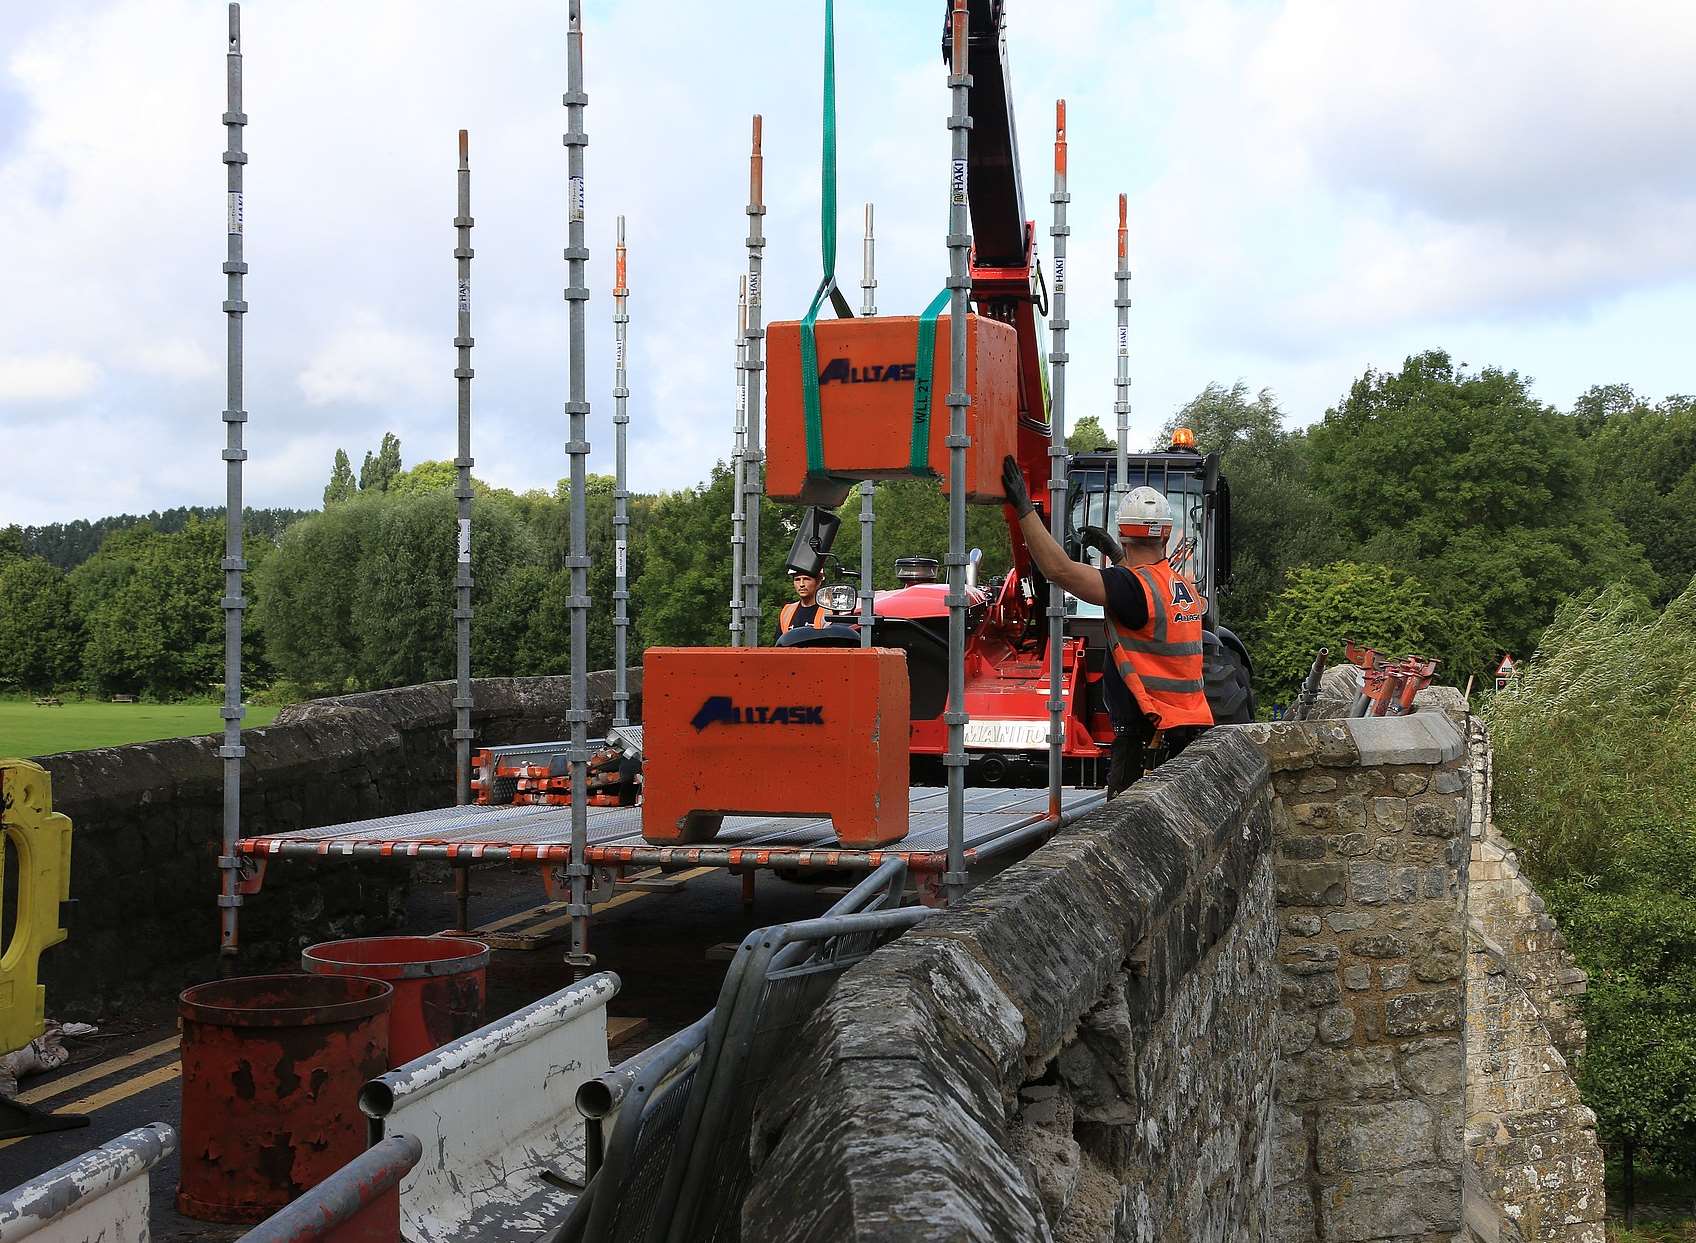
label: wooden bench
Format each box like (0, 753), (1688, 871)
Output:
(33, 696), (62, 707)
(109, 693), (137, 703)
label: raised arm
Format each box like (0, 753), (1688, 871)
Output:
(1001, 456), (1106, 606)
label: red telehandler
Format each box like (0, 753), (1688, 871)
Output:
(787, 0), (1256, 786)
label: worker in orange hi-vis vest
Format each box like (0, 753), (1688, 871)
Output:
(775, 567), (826, 643)
(1001, 455), (1214, 797)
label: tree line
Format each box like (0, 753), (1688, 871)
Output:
(12, 505), (308, 571)
(1, 349), (1691, 704)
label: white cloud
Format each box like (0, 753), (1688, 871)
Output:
(0, 0), (1691, 525)
(0, 351), (100, 401)
(122, 338), (216, 380)
(297, 311), (437, 407)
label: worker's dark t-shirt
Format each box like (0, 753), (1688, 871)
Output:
(775, 602), (822, 643)
(1098, 566), (1151, 729)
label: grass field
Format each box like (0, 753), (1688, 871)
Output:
(0, 700), (282, 758)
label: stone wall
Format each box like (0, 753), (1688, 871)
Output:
(743, 728), (1280, 1242)
(741, 698), (1481, 1243)
(1245, 697), (1474, 1243)
(1462, 722), (1605, 1242)
(32, 672), (637, 1014)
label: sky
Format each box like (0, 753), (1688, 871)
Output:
(2, 0), (1693, 526)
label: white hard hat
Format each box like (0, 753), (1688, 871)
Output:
(1116, 486), (1173, 540)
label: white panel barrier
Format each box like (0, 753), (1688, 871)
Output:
(359, 972), (617, 1243)
(0, 1123), (175, 1243)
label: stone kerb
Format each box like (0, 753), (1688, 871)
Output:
(743, 728), (1279, 1243)
(1238, 710), (1473, 1243)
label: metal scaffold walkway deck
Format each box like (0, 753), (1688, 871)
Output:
(236, 785), (1104, 880)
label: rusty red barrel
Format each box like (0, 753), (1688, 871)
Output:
(177, 974), (392, 1223)
(302, 936), (489, 1065)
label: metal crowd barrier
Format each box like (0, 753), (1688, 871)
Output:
(551, 857), (924, 1242)
(358, 972), (617, 1243)
(0, 1123), (175, 1243)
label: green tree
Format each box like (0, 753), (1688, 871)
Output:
(0, 526), (26, 567)
(1158, 382), (1344, 636)
(0, 558), (82, 692)
(389, 459), (481, 497)
(1308, 351), (1650, 676)
(75, 519), (267, 697)
(257, 489), (534, 692)
(1066, 414), (1112, 454)
(1490, 579), (1696, 1217)
(634, 464), (744, 649)
(359, 432), (403, 493)
(1252, 561), (1485, 705)
(472, 564), (554, 676)
(833, 479), (1013, 594)
(1577, 385), (1696, 603)
(324, 449), (357, 505)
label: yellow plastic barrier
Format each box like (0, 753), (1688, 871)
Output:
(0, 760), (73, 1054)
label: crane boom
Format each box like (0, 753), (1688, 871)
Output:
(943, 0), (1050, 587)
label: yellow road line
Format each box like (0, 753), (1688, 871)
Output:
(53, 1062), (182, 1116)
(16, 1036), (179, 1107)
(0, 1062), (182, 1151)
(477, 867), (720, 940)
(476, 901), (570, 934)
(511, 867), (721, 940)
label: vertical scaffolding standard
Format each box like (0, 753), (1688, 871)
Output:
(217, 2), (248, 960)
(858, 203), (877, 646)
(1046, 101), (1069, 818)
(729, 277), (748, 645)
(612, 216), (630, 726)
(943, 0), (972, 905)
(741, 117), (766, 646)
(1114, 193), (1131, 511)
(563, 0), (593, 973)
(453, 131), (476, 807)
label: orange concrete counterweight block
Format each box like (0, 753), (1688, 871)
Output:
(766, 312), (1019, 507)
(641, 647), (911, 848)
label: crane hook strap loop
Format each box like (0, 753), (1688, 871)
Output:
(800, 0), (856, 478)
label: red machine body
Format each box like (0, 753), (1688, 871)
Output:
(872, 0), (1116, 775)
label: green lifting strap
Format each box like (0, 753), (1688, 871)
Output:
(800, 0), (854, 478)
(908, 287), (950, 476)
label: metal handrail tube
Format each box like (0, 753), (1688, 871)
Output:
(235, 1135), (421, 1243)
(358, 971), (617, 1126)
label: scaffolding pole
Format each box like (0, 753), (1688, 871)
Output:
(859, 202), (877, 646)
(563, 0), (593, 974)
(217, 2), (248, 961)
(612, 216), (630, 726)
(1115, 193), (1131, 511)
(741, 116), (766, 647)
(453, 131), (476, 807)
(944, 0), (972, 905)
(1046, 101), (1069, 819)
(729, 277), (748, 646)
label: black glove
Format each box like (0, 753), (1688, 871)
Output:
(1002, 456), (1034, 518)
(1079, 525), (1124, 564)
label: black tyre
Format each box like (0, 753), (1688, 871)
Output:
(1203, 630), (1257, 725)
